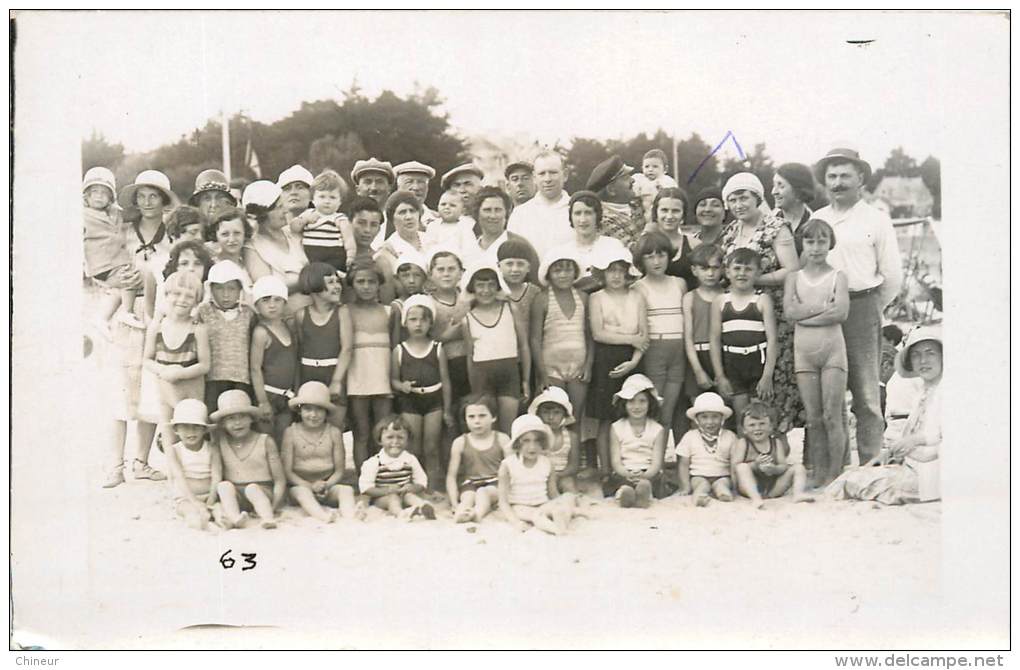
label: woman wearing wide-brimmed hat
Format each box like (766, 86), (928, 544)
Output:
(827, 327), (942, 504)
(100, 169), (180, 488)
(189, 169), (236, 225)
(719, 172), (803, 432)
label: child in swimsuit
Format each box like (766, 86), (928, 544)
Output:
(391, 293), (453, 488)
(164, 399), (216, 530)
(710, 248), (778, 427)
(588, 247), (648, 475)
(498, 414), (580, 536)
(530, 250), (591, 447)
(250, 276), (300, 448)
(683, 244), (725, 397)
(497, 239), (541, 345)
(281, 381), (358, 522)
(388, 250), (429, 345)
(446, 393), (510, 523)
(783, 219), (851, 488)
(345, 260), (394, 469)
(604, 374), (668, 508)
(294, 262), (352, 433)
(462, 264), (531, 435)
(211, 390), (287, 529)
(732, 400), (814, 507)
(357, 415), (435, 520)
(528, 386), (580, 493)
(142, 271), (210, 461)
(676, 392), (738, 507)
(632, 232), (688, 445)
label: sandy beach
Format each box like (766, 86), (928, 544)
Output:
(9, 334), (955, 650)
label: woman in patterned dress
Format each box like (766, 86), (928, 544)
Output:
(719, 172), (803, 431)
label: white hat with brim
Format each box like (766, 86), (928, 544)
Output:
(118, 170), (180, 209)
(288, 381), (338, 413)
(537, 248), (583, 286)
(441, 163), (484, 190)
(895, 326), (943, 379)
(242, 180), (283, 210)
(207, 259), (248, 285)
(461, 262), (510, 295)
(210, 389), (260, 422)
(722, 172), (766, 209)
(401, 293), (437, 325)
(394, 249), (429, 276)
(613, 373), (664, 404)
(276, 164), (315, 189)
(83, 166), (116, 195)
(527, 386), (575, 425)
(686, 392), (733, 420)
(509, 414), (553, 449)
(252, 275), (288, 303)
(590, 245), (640, 276)
(170, 398), (211, 427)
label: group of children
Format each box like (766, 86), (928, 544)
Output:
(86, 161), (855, 534)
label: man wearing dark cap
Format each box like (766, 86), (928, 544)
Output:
(506, 150), (571, 259)
(505, 161), (536, 206)
(190, 169), (237, 224)
(812, 145), (903, 465)
(586, 155), (644, 250)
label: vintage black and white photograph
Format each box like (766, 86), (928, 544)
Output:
(9, 9), (1011, 655)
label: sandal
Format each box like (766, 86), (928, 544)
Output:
(102, 463), (126, 489)
(132, 459), (166, 481)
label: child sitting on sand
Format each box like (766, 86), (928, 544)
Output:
(211, 390), (287, 529)
(527, 387), (580, 493)
(357, 415), (436, 520)
(676, 392), (738, 507)
(281, 382), (358, 523)
(603, 374), (668, 508)
(498, 414), (580, 535)
(731, 400), (814, 508)
(446, 393), (511, 523)
(164, 399), (217, 530)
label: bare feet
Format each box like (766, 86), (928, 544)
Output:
(794, 493), (816, 503)
(695, 495), (710, 507)
(454, 508), (474, 524)
(634, 480), (653, 509)
(354, 501), (368, 521)
(261, 518), (277, 529)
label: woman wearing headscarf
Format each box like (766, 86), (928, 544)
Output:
(719, 172), (803, 431)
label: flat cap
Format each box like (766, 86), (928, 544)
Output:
(441, 163), (484, 190)
(586, 155), (634, 193)
(394, 161), (436, 180)
(351, 158), (395, 184)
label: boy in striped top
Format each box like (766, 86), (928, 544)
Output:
(290, 169), (350, 273)
(709, 248), (778, 427)
(357, 415), (436, 520)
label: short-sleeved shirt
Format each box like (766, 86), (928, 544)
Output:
(676, 428), (738, 478)
(358, 449), (428, 492)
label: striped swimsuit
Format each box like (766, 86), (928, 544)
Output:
(720, 291), (768, 394)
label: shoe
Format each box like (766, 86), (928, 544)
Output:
(102, 463), (125, 488)
(132, 459), (166, 481)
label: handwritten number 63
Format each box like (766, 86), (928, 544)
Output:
(219, 550), (257, 571)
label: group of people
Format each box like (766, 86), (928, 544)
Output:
(82, 141), (943, 533)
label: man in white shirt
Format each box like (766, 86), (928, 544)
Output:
(506, 151), (572, 259)
(812, 146), (903, 463)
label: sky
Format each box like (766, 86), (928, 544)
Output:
(17, 10), (1007, 169)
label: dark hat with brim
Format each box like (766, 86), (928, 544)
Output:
(586, 155), (634, 193)
(188, 169), (236, 206)
(814, 147), (872, 184)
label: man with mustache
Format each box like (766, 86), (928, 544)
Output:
(351, 158), (396, 245)
(504, 161), (536, 207)
(812, 146), (902, 465)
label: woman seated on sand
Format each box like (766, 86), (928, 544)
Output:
(826, 327), (942, 505)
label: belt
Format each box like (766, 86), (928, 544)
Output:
(415, 382), (443, 394)
(889, 413), (910, 420)
(648, 333), (683, 341)
(301, 357), (338, 367)
(694, 343), (711, 352)
(265, 384), (296, 399)
(849, 286), (879, 300)
(723, 343), (766, 355)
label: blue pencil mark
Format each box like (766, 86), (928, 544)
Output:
(688, 130), (745, 185)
